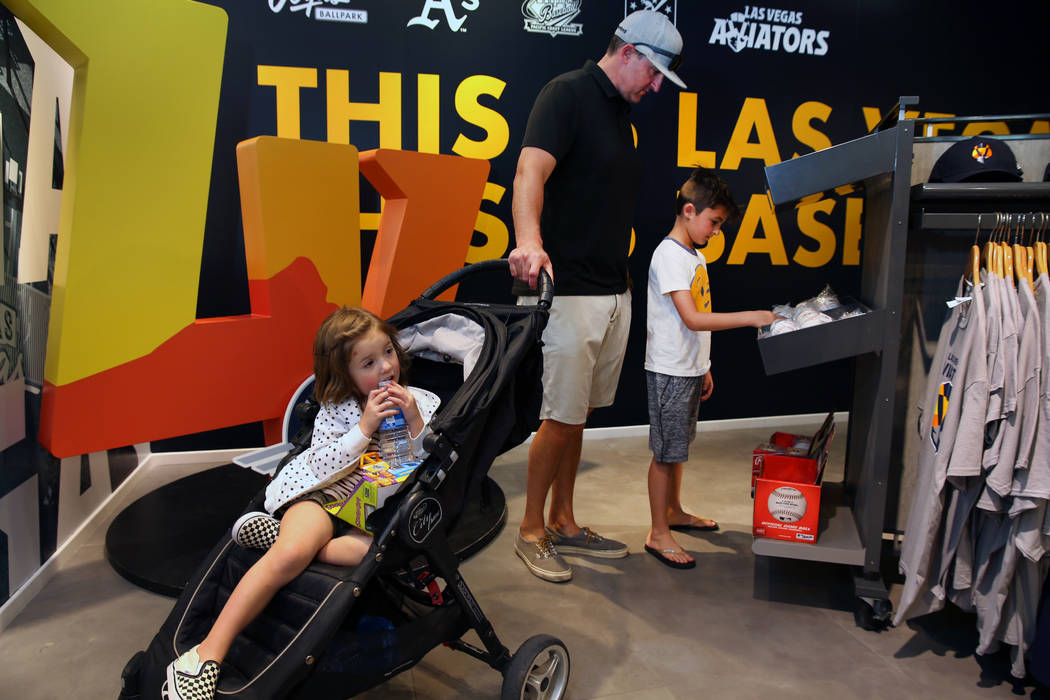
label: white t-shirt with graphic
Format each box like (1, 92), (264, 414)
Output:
(645, 237), (712, 377)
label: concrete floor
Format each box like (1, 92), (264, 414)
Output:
(2, 419), (1048, 699)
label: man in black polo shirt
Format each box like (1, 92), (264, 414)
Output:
(509, 10), (687, 582)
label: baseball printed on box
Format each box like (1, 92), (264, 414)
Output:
(767, 486), (807, 523)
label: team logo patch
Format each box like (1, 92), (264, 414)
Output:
(930, 381), (952, 451)
(971, 143), (992, 164)
(522, 0), (582, 37)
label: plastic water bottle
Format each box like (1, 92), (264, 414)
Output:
(377, 380), (413, 468)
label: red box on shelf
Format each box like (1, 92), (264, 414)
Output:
(753, 477), (823, 543)
(751, 443), (808, 493)
(751, 413), (834, 544)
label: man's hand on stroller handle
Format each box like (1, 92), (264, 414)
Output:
(509, 242), (553, 290)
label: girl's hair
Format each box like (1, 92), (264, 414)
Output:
(312, 307), (410, 406)
(675, 167), (740, 220)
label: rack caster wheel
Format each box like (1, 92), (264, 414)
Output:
(500, 634), (570, 700)
(854, 596), (892, 630)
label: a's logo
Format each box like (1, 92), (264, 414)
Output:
(930, 381), (952, 451)
(522, 0), (583, 37)
(626, 0), (675, 23)
(408, 0), (479, 32)
(972, 143), (992, 163)
(709, 5), (830, 57)
(408, 496), (443, 543)
(267, 0), (367, 24)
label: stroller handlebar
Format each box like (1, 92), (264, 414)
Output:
(419, 259), (553, 310)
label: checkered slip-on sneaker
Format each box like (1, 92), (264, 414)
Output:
(232, 511), (280, 550)
(545, 526), (629, 559)
(162, 645), (219, 700)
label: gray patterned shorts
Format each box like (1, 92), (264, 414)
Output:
(646, 370), (704, 464)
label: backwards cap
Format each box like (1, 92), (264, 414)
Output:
(615, 10), (686, 89)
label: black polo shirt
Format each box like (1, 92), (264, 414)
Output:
(522, 60), (640, 295)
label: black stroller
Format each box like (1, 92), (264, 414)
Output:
(117, 260), (568, 699)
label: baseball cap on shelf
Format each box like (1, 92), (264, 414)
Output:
(615, 10), (686, 89)
(928, 135), (1023, 183)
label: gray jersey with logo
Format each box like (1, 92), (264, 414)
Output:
(895, 278), (988, 625)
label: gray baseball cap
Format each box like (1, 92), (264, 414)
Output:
(614, 10), (686, 89)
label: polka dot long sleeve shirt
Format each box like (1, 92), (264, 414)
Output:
(264, 387), (441, 514)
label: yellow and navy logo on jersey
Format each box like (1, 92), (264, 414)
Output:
(930, 381), (952, 451)
(691, 262), (711, 312)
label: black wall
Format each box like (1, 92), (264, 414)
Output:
(192, 0), (1049, 430)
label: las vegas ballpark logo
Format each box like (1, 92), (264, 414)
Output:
(709, 5), (830, 56)
(267, 0), (368, 23)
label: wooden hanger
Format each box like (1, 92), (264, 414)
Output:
(1036, 213), (1048, 276)
(1014, 243), (1032, 287)
(1002, 239), (1015, 287)
(1012, 214), (1034, 287)
(985, 213), (1003, 277)
(966, 244), (981, 285)
(1022, 214), (1036, 285)
(966, 216), (982, 285)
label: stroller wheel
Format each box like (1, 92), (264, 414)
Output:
(500, 634), (570, 700)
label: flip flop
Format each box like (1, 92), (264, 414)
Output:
(669, 519), (719, 532)
(644, 544), (696, 570)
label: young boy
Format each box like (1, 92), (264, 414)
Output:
(644, 168), (777, 569)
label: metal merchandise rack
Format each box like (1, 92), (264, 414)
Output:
(753, 100), (1050, 627)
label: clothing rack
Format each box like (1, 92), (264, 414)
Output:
(758, 99), (1050, 629)
(903, 160), (1050, 677)
(921, 210), (1049, 231)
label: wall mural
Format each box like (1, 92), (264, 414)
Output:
(0, 0), (1046, 607)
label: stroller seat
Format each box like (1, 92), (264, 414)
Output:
(176, 541), (363, 697)
(119, 260), (569, 700)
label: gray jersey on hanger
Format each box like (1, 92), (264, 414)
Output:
(1021, 274), (1050, 502)
(980, 277), (1023, 510)
(983, 273), (1017, 473)
(895, 277), (988, 625)
(1014, 273), (1050, 561)
(1009, 279), (1041, 473)
(984, 277), (1039, 501)
(983, 270), (1005, 433)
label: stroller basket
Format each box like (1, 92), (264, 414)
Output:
(119, 261), (570, 699)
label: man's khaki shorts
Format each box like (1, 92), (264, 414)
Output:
(521, 292), (631, 425)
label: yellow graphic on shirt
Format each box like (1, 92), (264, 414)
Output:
(931, 381), (952, 451)
(691, 262), (712, 312)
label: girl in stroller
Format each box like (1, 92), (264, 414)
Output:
(164, 307), (440, 700)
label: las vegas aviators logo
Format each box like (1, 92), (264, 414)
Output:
(709, 5), (830, 56)
(972, 142), (992, 164)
